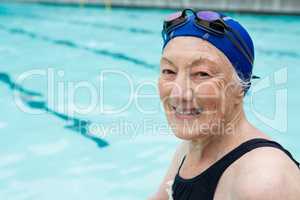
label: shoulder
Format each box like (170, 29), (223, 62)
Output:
(230, 146), (300, 200)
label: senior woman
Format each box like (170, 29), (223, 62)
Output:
(150, 9), (300, 200)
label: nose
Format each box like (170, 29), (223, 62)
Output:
(170, 75), (194, 105)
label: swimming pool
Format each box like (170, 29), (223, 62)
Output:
(0, 2), (299, 200)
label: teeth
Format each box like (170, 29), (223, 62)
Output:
(172, 106), (203, 115)
(183, 111), (191, 115)
(175, 107), (183, 113)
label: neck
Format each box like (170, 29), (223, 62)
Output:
(187, 108), (265, 164)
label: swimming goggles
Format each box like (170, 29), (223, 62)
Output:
(162, 9), (254, 65)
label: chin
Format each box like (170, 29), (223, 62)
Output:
(167, 115), (224, 140)
(172, 127), (208, 140)
(173, 131), (201, 140)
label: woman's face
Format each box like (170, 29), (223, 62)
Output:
(159, 37), (241, 140)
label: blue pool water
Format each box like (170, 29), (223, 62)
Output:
(0, 2), (299, 199)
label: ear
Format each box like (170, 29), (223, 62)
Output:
(225, 81), (244, 105)
(233, 83), (244, 105)
(237, 84), (244, 99)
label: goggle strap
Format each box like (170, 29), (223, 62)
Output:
(227, 26), (254, 61)
(226, 32), (253, 65)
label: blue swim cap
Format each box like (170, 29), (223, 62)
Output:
(162, 12), (255, 92)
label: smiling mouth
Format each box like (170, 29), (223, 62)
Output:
(170, 105), (203, 119)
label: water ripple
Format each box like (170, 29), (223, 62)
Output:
(0, 24), (155, 68)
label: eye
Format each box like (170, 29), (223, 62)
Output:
(161, 68), (176, 80)
(194, 71), (210, 77)
(191, 71), (212, 81)
(162, 69), (176, 75)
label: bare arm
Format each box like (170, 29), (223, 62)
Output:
(148, 141), (189, 200)
(233, 148), (300, 200)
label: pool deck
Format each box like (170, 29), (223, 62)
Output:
(9, 0), (300, 14)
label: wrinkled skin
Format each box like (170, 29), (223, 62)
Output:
(159, 36), (243, 139)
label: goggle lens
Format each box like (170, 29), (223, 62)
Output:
(164, 11), (182, 22)
(196, 11), (220, 22)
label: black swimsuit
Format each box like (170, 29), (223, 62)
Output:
(172, 138), (300, 200)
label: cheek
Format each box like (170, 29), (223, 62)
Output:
(194, 80), (226, 113)
(158, 78), (165, 99)
(158, 78), (172, 102)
